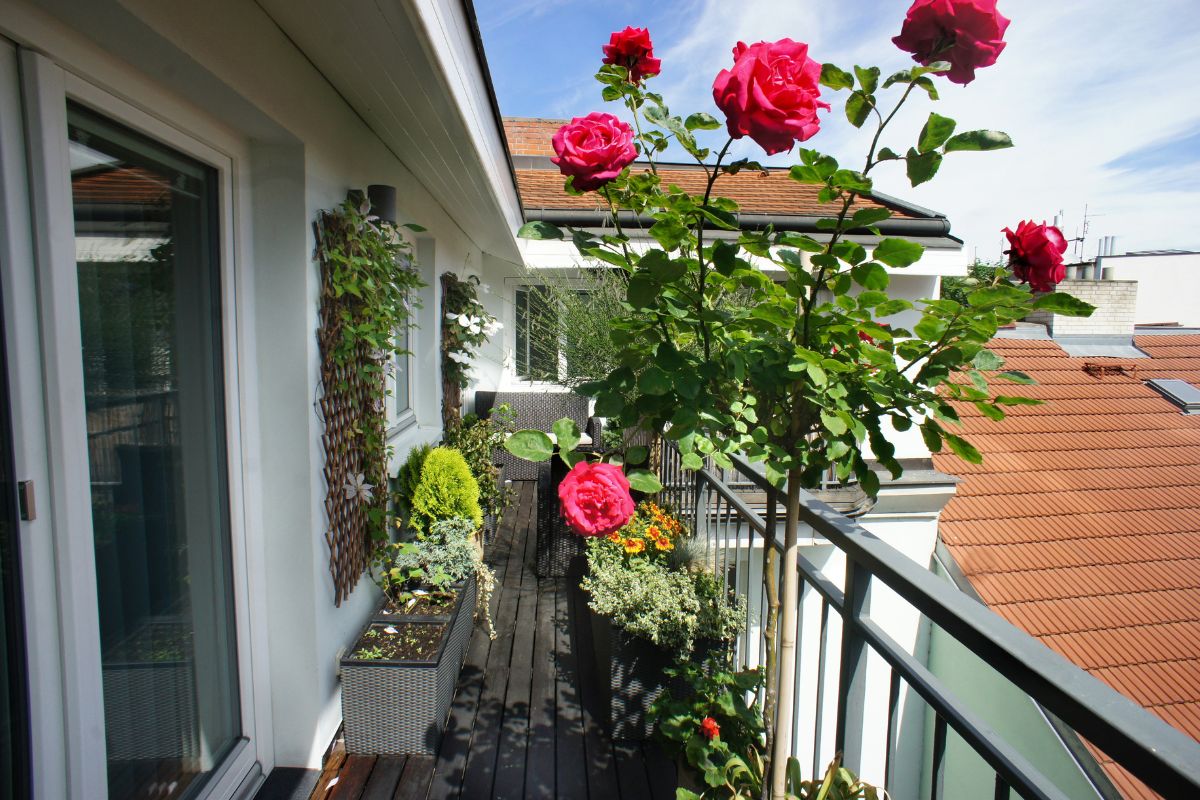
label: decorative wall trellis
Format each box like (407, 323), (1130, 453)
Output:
(315, 204), (389, 605)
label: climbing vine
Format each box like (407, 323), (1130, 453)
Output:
(440, 272), (500, 428)
(316, 192), (425, 604)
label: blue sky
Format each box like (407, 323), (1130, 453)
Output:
(476, 0), (1200, 261)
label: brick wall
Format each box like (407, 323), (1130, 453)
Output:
(502, 118), (565, 157)
(1026, 279), (1138, 336)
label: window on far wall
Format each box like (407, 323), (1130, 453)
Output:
(514, 285), (559, 381)
(394, 321), (412, 421)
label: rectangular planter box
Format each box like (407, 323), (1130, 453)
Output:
(373, 575), (476, 624)
(590, 612), (720, 741)
(342, 578), (476, 755)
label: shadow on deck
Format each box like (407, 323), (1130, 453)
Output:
(309, 482), (676, 800)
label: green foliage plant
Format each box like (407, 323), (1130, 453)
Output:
(443, 406), (516, 529)
(940, 259), (1004, 306)
(441, 273), (500, 426)
(409, 447), (483, 532)
(316, 193), (425, 543)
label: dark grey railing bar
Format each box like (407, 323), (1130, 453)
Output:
(994, 775), (1011, 800)
(931, 714), (948, 800)
(796, 553), (844, 611)
(792, 487), (1200, 798)
(834, 560), (870, 770)
(857, 615), (1072, 800)
(695, 467), (769, 536)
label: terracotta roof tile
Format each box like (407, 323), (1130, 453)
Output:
(933, 334), (1200, 798)
(503, 118), (915, 218)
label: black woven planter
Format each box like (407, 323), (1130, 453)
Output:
(536, 455), (586, 578)
(342, 578), (476, 755)
(589, 612), (720, 741)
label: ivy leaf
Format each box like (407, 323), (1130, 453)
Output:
(517, 220), (564, 240)
(552, 417), (581, 453)
(505, 430), (554, 462)
(944, 130), (1013, 152)
(626, 469), (663, 494)
(685, 112), (721, 131)
(918, 112), (956, 154)
(820, 63), (855, 91)
(873, 238), (924, 268)
(905, 148), (942, 187)
(1032, 292), (1096, 317)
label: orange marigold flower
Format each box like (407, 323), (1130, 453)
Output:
(607, 530), (622, 543)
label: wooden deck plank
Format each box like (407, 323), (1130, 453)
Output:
(523, 581), (558, 799)
(491, 495), (542, 799)
(424, 484), (523, 799)
(457, 484), (532, 798)
(326, 754), (375, 800)
(392, 756), (434, 800)
(569, 580), (621, 799)
(554, 568), (588, 800)
(359, 755), (405, 800)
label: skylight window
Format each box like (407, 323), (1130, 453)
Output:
(1146, 379), (1200, 414)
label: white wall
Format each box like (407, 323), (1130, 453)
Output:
(1, 0), (515, 773)
(1096, 252), (1200, 327)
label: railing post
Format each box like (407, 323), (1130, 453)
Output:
(834, 558), (870, 772)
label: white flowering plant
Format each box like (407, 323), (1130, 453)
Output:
(441, 273), (502, 425)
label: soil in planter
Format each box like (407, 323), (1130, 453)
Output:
(351, 622), (445, 662)
(378, 588), (459, 618)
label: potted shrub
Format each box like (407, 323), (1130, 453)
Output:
(582, 501), (745, 739)
(407, 446), (482, 534)
(345, 517), (482, 755)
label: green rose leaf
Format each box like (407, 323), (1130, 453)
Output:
(684, 112), (721, 131)
(832, 169), (872, 193)
(641, 250), (687, 281)
(873, 238), (925, 268)
(680, 452), (704, 471)
(552, 417), (581, 453)
(944, 130), (1014, 152)
(625, 445), (649, 465)
(517, 220), (563, 240)
(920, 420), (943, 453)
(918, 112), (957, 154)
(849, 207), (892, 228)
(820, 63), (855, 91)
(851, 262), (889, 291)
(854, 65), (880, 94)
(905, 148), (943, 187)
(649, 216), (689, 251)
(638, 366), (672, 395)
(972, 348), (1005, 371)
(845, 91), (872, 129)
(626, 469), (663, 494)
(914, 314), (948, 342)
(627, 274), (660, 309)
(994, 395), (1043, 406)
(995, 370), (1036, 384)
(943, 432), (983, 464)
(1032, 292), (1096, 317)
(504, 430), (554, 462)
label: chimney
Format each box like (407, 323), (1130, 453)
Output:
(1025, 277), (1139, 341)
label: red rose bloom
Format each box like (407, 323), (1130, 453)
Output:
(551, 113), (638, 192)
(712, 38), (829, 156)
(699, 717), (720, 741)
(1003, 220), (1068, 293)
(602, 26), (662, 84)
(558, 461), (636, 537)
(892, 0), (1010, 85)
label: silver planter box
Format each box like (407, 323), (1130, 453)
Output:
(341, 577), (476, 755)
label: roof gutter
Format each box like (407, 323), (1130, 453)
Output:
(526, 208), (953, 238)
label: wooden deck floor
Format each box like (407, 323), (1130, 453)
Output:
(309, 482), (676, 800)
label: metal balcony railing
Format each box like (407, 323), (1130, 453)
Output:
(653, 438), (1200, 799)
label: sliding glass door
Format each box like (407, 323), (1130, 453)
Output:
(68, 103), (241, 800)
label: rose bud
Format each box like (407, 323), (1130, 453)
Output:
(602, 26), (662, 84)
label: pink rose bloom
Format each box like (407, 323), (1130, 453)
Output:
(712, 39), (829, 156)
(602, 26), (662, 84)
(551, 113), (638, 192)
(892, 0), (1010, 85)
(1003, 220), (1068, 293)
(557, 461), (635, 537)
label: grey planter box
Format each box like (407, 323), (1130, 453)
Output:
(342, 577), (476, 755)
(590, 612), (720, 741)
(372, 575), (476, 626)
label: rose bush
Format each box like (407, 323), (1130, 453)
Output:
(1004, 219), (1069, 292)
(602, 26), (661, 84)
(712, 38), (829, 154)
(551, 111), (638, 191)
(893, 0), (1010, 85)
(507, 4), (1091, 792)
(557, 460), (635, 536)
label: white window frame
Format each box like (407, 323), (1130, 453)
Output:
(388, 318), (416, 436)
(8, 48), (268, 800)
